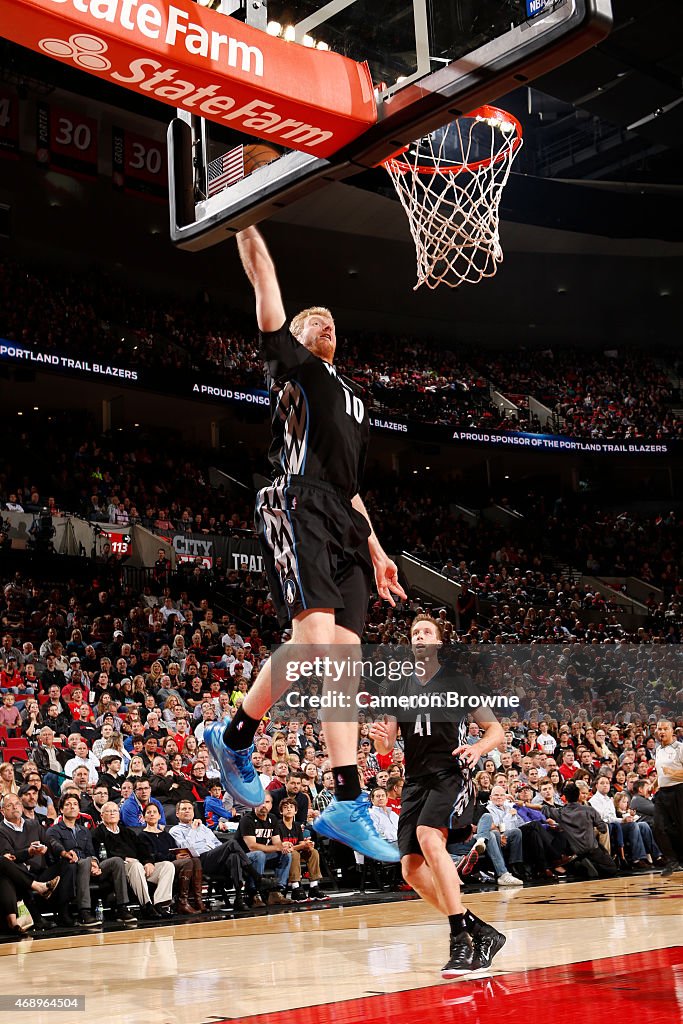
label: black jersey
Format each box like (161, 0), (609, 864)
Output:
(391, 668), (487, 779)
(260, 324), (368, 498)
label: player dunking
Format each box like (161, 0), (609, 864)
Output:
(370, 614), (507, 977)
(204, 225), (406, 863)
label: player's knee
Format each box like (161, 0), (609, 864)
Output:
(401, 860), (419, 885)
(416, 826), (444, 859)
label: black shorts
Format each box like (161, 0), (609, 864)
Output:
(255, 475), (373, 638)
(398, 770), (475, 859)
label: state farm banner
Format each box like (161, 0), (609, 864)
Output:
(2, 0), (376, 158)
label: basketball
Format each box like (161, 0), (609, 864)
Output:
(243, 144), (280, 176)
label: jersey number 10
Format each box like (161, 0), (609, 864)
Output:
(341, 384), (364, 424)
(414, 714), (432, 736)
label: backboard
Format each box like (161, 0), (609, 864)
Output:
(169, 0), (612, 249)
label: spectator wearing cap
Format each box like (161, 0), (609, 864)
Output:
(97, 754), (124, 802)
(66, 654), (82, 679)
(18, 783), (50, 832)
(359, 738), (379, 776)
(140, 735), (161, 767)
(61, 669), (89, 702)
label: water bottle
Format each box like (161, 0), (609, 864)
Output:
(98, 844), (107, 862)
(95, 899), (104, 923)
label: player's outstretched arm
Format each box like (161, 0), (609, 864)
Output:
(236, 226), (286, 333)
(351, 494), (407, 607)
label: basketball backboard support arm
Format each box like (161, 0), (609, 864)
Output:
(169, 0), (613, 251)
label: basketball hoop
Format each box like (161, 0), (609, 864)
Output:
(381, 105), (523, 290)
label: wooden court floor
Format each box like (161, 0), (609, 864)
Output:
(0, 873), (681, 1024)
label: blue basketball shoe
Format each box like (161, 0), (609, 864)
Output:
(203, 722), (265, 807)
(313, 793), (401, 862)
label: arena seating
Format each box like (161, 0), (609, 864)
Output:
(1, 257), (681, 440)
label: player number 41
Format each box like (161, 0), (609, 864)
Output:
(414, 713), (431, 736)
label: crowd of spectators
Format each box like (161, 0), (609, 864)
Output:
(360, 485), (682, 642)
(0, 414), (253, 536)
(0, 561), (680, 937)
(1, 416), (680, 646)
(476, 348), (682, 441)
(1, 257), (681, 439)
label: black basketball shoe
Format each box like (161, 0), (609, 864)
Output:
(441, 931), (476, 979)
(469, 917), (507, 971)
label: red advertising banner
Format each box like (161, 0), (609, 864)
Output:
(2, 0), (376, 158)
(0, 87), (20, 157)
(36, 100), (98, 176)
(112, 126), (166, 198)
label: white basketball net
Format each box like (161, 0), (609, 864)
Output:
(383, 111), (523, 290)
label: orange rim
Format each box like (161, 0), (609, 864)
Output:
(381, 105), (523, 176)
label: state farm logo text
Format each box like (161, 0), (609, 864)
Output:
(48, 0), (264, 76)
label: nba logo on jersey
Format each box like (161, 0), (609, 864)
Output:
(284, 578), (297, 605)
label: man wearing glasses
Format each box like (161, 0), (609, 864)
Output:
(120, 778), (166, 827)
